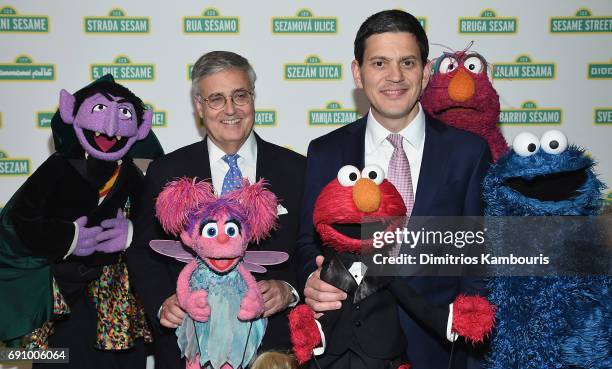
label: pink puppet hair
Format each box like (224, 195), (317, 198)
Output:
(155, 177), (216, 236)
(225, 179), (278, 244)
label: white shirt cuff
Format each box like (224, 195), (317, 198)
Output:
(283, 281), (300, 308)
(446, 302), (459, 342)
(124, 219), (134, 250)
(313, 319), (326, 356)
(64, 222), (80, 259)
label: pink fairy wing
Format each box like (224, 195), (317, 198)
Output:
(243, 262), (267, 274)
(149, 240), (195, 263)
(244, 251), (289, 265)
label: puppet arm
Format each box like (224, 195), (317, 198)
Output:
(176, 259), (210, 322)
(237, 263), (264, 321)
(94, 209), (132, 253)
(288, 304), (323, 364)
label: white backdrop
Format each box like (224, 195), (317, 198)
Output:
(1, 0), (611, 205)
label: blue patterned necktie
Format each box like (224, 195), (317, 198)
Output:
(221, 154), (243, 195)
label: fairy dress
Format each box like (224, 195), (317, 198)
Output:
(176, 258), (267, 369)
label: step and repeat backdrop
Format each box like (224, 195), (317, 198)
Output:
(0, 0), (611, 208)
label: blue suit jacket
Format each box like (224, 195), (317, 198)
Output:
(296, 114), (492, 369)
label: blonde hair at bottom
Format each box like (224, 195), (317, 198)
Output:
(251, 351), (299, 369)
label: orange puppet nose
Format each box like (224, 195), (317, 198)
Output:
(352, 178), (381, 213)
(448, 69), (475, 102)
(217, 233), (229, 244)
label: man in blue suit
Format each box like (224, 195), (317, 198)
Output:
(296, 10), (492, 369)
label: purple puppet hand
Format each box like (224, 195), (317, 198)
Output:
(72, 216), (103, 256)
(94, 209), (131, 253)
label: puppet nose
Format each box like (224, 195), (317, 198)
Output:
(217, 233), (229, 244)
(353, 178), (381, 213)
(104, 106), (119, 136)
(448, 69), (475, 102)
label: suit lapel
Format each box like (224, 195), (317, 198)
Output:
(254, 133), (278, 187)
(412, 116), (450, 216)
(193, 139), (212, 182)
(342, 116), (367, 168)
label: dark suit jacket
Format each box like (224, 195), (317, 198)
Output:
(126, 133), (305, 369)
(296, 115), (492, 369)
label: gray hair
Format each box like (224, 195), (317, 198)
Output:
(191, 51), (257, 96)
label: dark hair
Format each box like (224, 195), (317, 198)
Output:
(72, 80), (146, 126)
(354, 9), (429, 66)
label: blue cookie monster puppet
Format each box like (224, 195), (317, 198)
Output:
(483, 130), (610, 369)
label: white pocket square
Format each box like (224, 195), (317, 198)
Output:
(277, 204), (288, 215)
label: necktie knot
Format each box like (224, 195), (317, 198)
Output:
(222, 154), (240, 166)
(386, 133), (404, 149)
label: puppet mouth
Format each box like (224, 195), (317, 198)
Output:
(84, 130), (129, 153)
(505, 168), (588, 202)
(205, 257), (239, 273)
(331, 221), (388, 240)
(436, 106), (479, 115)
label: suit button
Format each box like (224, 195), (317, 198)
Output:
(355, 320), (361, 327)
(354, 305), (360, 311)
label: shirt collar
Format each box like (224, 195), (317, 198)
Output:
(365, 103), (425, 150)
(207, 130), (257, 166)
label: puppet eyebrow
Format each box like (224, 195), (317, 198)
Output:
(100, 92), (114, 101)
(225, 219), (242, 231)
(116, 98), (129, 104)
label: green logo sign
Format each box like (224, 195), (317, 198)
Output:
(255, 110), (277, 126)
(284, 56), (342, 81)
(144, 103), (167, 127)
(272, 9), (337, 34)
(0, 6), (49, 33)
(499, 101), (562, 125)
(0, 55), (55, 81)
(459, 9), (517, 34)
(493, 55), (555, 80)
(0, 151), (30, 176)
(588, 60), (612, 79)
(84, 8), (149, 33)
(91, 55), (154, 81)
(37, 111), (54, 128)
(308, 102), (359, 126)
(550, 8), (612, 33)
(187, 64), (193, 80)
(604, 191), (612, 204)
(183, 8), (239, 34)
(594, 108), (612, 125)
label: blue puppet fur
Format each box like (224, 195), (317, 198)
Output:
(484, 144), (610, 369)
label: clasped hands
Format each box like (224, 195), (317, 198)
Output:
(72, 209), (130, 256)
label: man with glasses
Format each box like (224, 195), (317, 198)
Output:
(127, 51), (305, 369)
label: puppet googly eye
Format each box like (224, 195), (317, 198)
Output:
(361, 165), (385, 185)
(92, 104), (106, 112)
(119, 107), (133, 119)
(337, 165), (361, 186)
(464, 56), (484, 74)
(512, 132), (540, 157)
(224, 222), (240, 238)
(201, 222), (218, 238)
(438, 57), (458, 74)
(540, 130), (568, 155)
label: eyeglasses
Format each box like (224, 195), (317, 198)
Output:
(195, 89), (254, 110)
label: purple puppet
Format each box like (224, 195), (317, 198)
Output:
(153, 177), (283, 369)
(0, 77), (159, 369)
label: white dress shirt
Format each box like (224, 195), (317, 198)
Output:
(207, 131), (257, 192)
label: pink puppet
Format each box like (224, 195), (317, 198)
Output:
(153, 178), (281, 369)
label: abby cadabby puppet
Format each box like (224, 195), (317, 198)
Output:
(152, 177), (287, 369)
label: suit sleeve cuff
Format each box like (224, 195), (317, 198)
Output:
(447, 302), (459, 342)
(64, 222), (80, 259)
(313, 319), (326, 356)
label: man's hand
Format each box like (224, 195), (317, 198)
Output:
(258, 279), (293, 318)
(160, 294), (185, 329)
(304, 255), (347, 313)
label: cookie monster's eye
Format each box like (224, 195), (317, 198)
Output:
(225, 221), (240, 238)
(337, 165), (361, 186)
(361, 165), (385, 185)
(540, 130), (568, 155)
(201, 222), (218, 238)
(463, 56), (484, 74)
(438, 57), (458, 74)
(512, 132), (540, 157)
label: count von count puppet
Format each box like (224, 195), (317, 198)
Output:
(0, 76), (162, 368)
